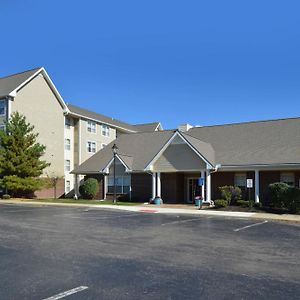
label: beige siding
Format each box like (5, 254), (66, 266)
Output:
(11, 74), (65, 177)
(153, 144), (206, 172)
(80, 119), (116, 163)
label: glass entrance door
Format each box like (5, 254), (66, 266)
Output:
(187, 178), (202, 203)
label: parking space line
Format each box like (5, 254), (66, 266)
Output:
(234, 220), (268, 232)
(161, 218), (201, 226)
(42, 286), (88, 300)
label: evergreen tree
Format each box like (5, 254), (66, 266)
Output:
(0, 112), (50, 196)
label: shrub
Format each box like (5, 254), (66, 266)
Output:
(79, 178), (99, 199)
(214, 199), (229, 208)
(284, 187), (300, 214)
(0, 175), (45, 197)
(269, 182), (290, 208)
(253, 202), (262, 208)
(219, 186), (242, 205)
(2, 194), (10, 199)
(237, 200), (250, 207)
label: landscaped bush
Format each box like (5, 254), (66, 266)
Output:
(214, 199), (229, 208)
(79, 178), (99, 199)
(2, 194), (10, 200)
(218, 186), (242, 205)
(284, 187), (300, 214)
(253, 202), (262, 208)
(269, 182), (290, 208)
(237, 200), (250, 207)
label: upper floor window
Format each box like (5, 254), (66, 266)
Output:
(280, 172), (295, 187)
(234, 173), (247, 188)
(65, 180), (71, 193)
(65, 160), (71, 172)
(65, 117), (71, 129)
(0, 100), (6, 116)
(87, 121), (96, 133)
(65, 138), (71, 150)
(102, 124), (110, 137)
(87, 141), (96, 153)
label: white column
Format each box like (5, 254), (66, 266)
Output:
(152, 172), (156, 199)
(206, 171), (211, 202)
(201, 170), (205, 200)
(103, 175), (107, 199)
(74, 174), (79, 199)
(157, 172), (161, 198)
(255, 170), (260, 203)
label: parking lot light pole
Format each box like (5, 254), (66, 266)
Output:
(112, 143), (118, 204)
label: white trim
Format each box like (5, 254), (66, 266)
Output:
(8, 68), (69, 112)
(67, 111), (136, 133)
(144, 131), (214, 171)
(206, 170), (211, 202)
(255, 170), (260, 203)
(157, 172), (161, 197)
(220, 163), (300, 171)
(102, 154), (132, 173)
(152, 173), (156, 199)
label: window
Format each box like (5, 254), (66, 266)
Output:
(65, 138), (71, 150)
(0, 100), (6, 116)
(66, 180), (71, 193)
(108, 175), (131, 194)
(101, 143), (107, 149)
(87, 141), (96, 153)
(0, 124), (5, 131)
(65, 117), (71, 129)
(87, 121), (96, 133)
(234, 173), (247, 187)
(65, 160), (71, 172)
(102, 124), (110, 136)
(280, 172), (295, 187)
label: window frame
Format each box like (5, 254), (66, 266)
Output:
(280, 172), (295, 187)
(65, 138), (71, 150)
(107, 175), (131, 194)
(87, 121), (97, 133)
(87, 141), (97, 153)
(234, 173), (247, 188)
(0, 99), (6, 117)
(101, 124), (110, 137)
(66, 180), (71, 193)
(65, 159), (71, 172)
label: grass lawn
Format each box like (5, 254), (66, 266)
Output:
(14, 198), (141, 206)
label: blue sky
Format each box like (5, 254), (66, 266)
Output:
(1, 1), (300, 129)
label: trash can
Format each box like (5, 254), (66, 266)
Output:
(153, 197), (162, 205)
(195, 196), (203, 208)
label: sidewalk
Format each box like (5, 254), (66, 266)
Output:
(0, 199), (299, 223)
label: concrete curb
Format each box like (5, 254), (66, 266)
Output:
(0, 200), (299, 223)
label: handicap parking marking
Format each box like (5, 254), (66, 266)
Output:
(234, 220), (268, 232)
(42, 286), (88, 300)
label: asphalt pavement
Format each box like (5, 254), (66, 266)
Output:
(0, 204), (299, 299)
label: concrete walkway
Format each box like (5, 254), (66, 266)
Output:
(0, 199), (299, 223)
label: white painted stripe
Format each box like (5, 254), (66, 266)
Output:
(234, 220), (268, 232)
(42, 286), (88, 300)
(161, 218), (201, 226)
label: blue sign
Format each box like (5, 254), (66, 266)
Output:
(198, 177), (204, 186)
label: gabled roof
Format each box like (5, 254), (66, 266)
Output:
(133, 122), (162, 132)
(0, 67), (69, 111)
(0, 68), (41, 98)
(72, 130), (215, 174)
(187, 117), (300, 166)
(66, 103), (138, 133)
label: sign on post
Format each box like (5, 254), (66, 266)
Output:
(247, 179), (253, 188)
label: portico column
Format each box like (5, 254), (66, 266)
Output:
(157, 172), (161, 197)
(206, 171), (211, 202)
(201, 170), (205, 200)
(103, 175), (107, 199)
(152, 172), (156, 199)
(74, 174), (79, 199)
(255, 170), (260, 203)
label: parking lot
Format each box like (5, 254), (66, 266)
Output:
(0, 204), (299, 300)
